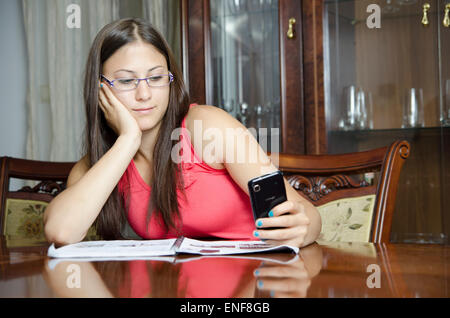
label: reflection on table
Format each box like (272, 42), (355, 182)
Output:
(0, 236), (448, 298)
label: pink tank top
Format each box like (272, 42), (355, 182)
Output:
(118, 105), (256, 240)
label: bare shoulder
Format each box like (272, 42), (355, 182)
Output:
(185, 104), (224, 121)
(184, 105), (243, 169)
(67, 154), (90, 187)
(185, 105), (242, 132)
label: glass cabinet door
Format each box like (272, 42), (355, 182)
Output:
(323, 0), (449, 243)
(209, 0), (281, 151)
(184, 0), (305, 154)
(324, 0), (442, 133)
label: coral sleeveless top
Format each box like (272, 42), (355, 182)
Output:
(117, 105), (256, 240)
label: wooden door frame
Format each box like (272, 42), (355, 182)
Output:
(279, 0), (305, 154)
(180, 0), (211, 106)
(301, 0), (327, 155)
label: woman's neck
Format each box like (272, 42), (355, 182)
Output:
(134, 121), (162, 164)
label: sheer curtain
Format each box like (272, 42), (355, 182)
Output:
(143, 0), (181, 64)
(22, 0), (119, 162)
(22, 0), (180, 163)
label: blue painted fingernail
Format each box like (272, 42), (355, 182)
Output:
(254, 270), (260, 276)
(254, 231), (259, 237)
(269, 210), (274, 217)
(100, 83), (103, 88)
(258, 280), (264, 288)
(257, 220), (263, 227)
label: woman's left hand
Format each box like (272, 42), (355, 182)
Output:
(253, 200), (311, 248)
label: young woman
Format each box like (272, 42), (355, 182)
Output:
(43, 18), (321, 248)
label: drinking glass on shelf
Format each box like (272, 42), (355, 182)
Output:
(442, 79), (450, 127)
(402, 88), (424, 128)
(356, 89), (366, 129)
(366, 92), (374, 129)
(356, 90), (374, 130)
(342, 85), (370, 130)
(342, 85), (358, 130)
(237, 102), (249, 126)
(223, 99), (236, 116)
(265, 101), (273, 128)
(255, 104), (264, 131)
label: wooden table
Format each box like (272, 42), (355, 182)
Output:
(0, 236), (448, 298)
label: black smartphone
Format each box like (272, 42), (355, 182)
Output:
(247, 171), (287, 220)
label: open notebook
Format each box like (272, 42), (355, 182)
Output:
(47, 237), (299, 259)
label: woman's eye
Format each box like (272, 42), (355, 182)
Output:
(149, 76), (163, 81)
(117, 79), (135, 84)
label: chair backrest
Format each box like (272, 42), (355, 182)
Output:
(275, 140), (410, 243)
(0, 156), (75, 243)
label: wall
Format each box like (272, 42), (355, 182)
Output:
(0, 0), (27, 158)
(0, 0), (28, 190)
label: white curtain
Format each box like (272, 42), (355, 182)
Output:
(143, 0), (181, 67)
(22, 0), (180, 163)
(22, 0), (119, 162)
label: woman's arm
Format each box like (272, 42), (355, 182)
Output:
(43, 134), (140, 245)
(185, 105), (322, 247)
(44, 83), (142, 246)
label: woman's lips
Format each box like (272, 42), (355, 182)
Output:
(132, 106), (156, 114)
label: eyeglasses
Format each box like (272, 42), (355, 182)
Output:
(100, 72), (174, 91)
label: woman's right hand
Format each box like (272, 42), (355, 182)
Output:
(98, 81), (142, 140)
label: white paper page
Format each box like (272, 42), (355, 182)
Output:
(47, 239), (177, 258)
(47, 253), (299, 270)
(47, 256), (177, 270)
(177, 238), (299, 255)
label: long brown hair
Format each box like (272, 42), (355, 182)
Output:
(82, 18), (190, 239)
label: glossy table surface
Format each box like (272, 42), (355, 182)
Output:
(0, 236), (448, 298)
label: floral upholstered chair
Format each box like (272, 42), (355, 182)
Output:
(0, 156), (98, 247)
(5, 198), (48, 242)
(277, 140), (410, 243)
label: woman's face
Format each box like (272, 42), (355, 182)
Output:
(101, 41), (170, 132)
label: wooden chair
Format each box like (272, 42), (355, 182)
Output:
(276, 140), (410, 243)
(0, 156), (75, 245)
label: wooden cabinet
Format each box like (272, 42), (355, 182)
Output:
(180, 0), (323, 155)
(180, 0), (450, 244)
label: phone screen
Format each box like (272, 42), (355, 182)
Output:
(247, 171), (287, 220)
